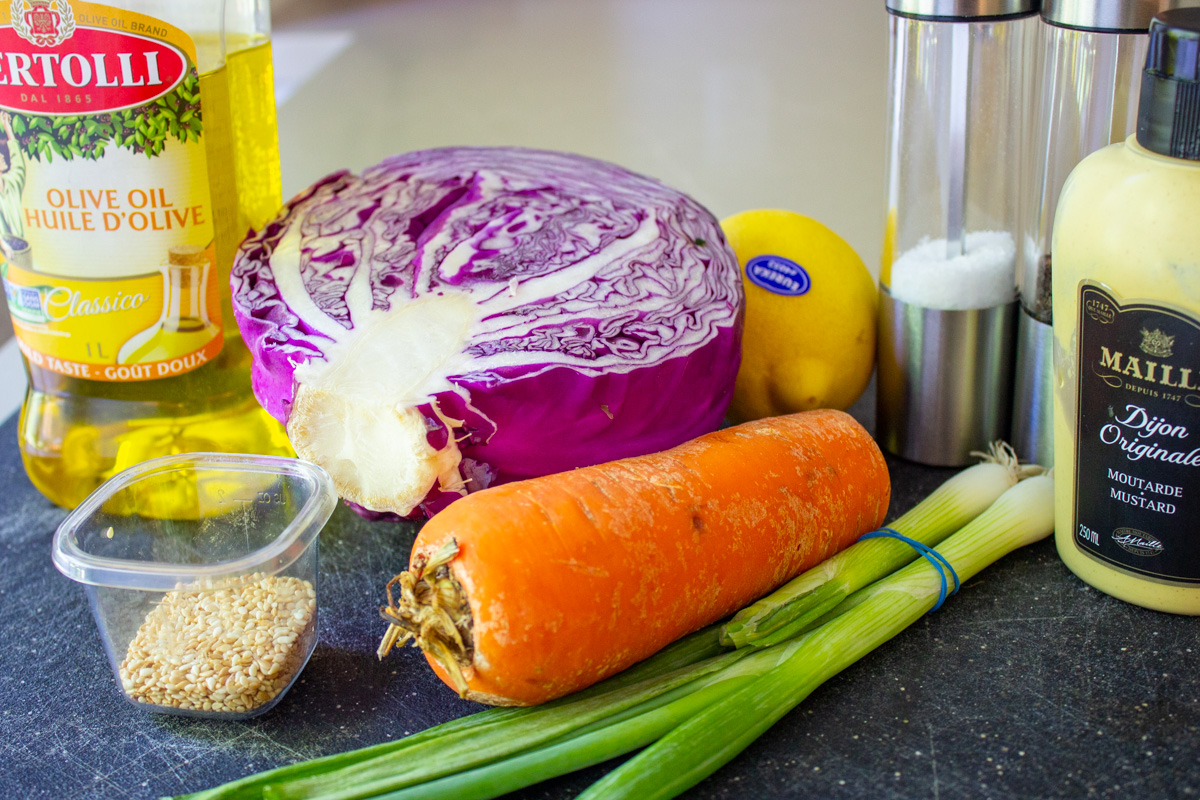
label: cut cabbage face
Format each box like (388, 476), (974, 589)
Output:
(232, 147), (744, 518)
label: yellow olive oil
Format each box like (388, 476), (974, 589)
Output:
(226, 36), (283, 236)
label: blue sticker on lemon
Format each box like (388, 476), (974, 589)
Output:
(745, 255), (811, 296)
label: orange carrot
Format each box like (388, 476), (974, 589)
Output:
(378, 409), (889, 706)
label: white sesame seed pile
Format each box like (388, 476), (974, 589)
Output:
(119, 574), (316, 714)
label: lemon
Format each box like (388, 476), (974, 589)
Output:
(720, 209), (877, 422)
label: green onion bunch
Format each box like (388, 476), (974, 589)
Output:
(177, 447), (1053, 800)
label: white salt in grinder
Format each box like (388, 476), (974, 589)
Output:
(1012, 0), (1196, 468)
(878, 0), (1039, 466)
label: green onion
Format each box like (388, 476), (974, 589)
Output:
(177, 462), (1052, 800)
(721, 442), (1035, 648)
(178, 624), (728, 800)
(369, 641), (816, 800)
(576, 472), (1055, 800)
(262, 658), (744, 800)
(180, 628), (738, 800)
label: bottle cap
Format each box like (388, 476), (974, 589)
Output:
(1043, 0), (1192, 33)
(1136, 7), (1200, 159)
(886, 0), (1037, 20)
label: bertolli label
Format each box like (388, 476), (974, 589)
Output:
(0, 0), (221, 382)
(0, 0), (188, 113)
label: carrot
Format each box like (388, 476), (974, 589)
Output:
(378, 409), (890, 707)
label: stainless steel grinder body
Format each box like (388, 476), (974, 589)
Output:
(879, 0), (1039, 466)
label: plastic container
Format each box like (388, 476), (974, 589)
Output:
(878, 0), (1039, 466)
(52, 453), (336, 718)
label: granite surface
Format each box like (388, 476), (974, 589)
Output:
(0, 405), (1198, 800)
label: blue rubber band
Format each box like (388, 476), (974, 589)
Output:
(858, 527), (960, 612)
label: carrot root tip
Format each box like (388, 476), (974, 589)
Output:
(378, 538), (474, 695)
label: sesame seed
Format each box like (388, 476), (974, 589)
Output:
(117, 574), (315, 714)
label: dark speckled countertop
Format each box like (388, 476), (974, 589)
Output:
(1, 397), (1198, 800)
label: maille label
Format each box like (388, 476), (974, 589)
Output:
(0, 0), (221, 382)
(1073, 283), (1200, 583)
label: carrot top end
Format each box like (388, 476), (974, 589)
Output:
(378, 538), (475, 696)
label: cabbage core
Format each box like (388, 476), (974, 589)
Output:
(287, 291), (475, 513)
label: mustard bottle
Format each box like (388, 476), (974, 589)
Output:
(1051, 7), (1200, 613)
(0, 0), (291, 507)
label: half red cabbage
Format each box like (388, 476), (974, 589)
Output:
(231, 147), (743, 518)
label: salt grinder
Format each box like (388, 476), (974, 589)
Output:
(1012, 0), (1195, 467)
(878, 0), (1039, 466)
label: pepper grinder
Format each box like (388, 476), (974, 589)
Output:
(878, 0), (1039, 466)
(1012, 0), (1197, 467)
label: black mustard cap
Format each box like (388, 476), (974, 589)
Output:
(1137, 7), (1200, 160)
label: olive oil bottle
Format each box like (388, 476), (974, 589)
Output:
(0, 0), (291, 508)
